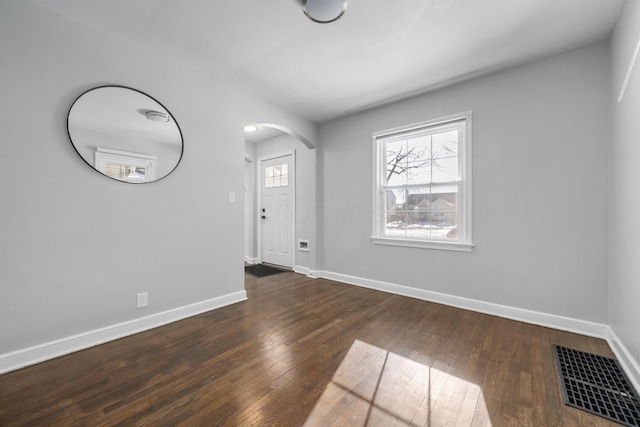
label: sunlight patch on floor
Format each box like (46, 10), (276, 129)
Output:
(304, 340), (492, 426)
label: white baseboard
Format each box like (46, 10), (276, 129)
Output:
(319, 270), (609, 338)
(0, 291), (247, 375)
(606, 327), (640, 395)
(4, 271), (640, 396)
(293, 265), (319, 278)
(319, 270), (640, 392)
(244, 256), (259, 264)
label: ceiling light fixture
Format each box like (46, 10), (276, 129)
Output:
(244, 124), (259, 132)
(145, 110), (170, 123)
(303, 0), (347, 24)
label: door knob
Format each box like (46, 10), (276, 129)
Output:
(261, 215), (266, 220)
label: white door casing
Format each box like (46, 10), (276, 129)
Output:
(260, 153), (294, 268)
(244, 157), (256, 263)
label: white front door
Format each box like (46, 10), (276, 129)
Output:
(261, 155), (293, 268)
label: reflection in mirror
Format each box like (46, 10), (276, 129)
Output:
(67, 86), (183, 183)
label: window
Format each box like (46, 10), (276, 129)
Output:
(372, 112), (473, 251)
(94, 148), (157, 183)
(265, 164), (289, 188)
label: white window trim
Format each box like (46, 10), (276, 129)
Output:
(94, 147), (157, 183)
(371, 111), (473, 252)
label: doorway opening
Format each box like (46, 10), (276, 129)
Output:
(243, 122), (316, 282)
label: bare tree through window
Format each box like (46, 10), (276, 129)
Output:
(373, 112), (472, 248)
(386, 137), (456, 184)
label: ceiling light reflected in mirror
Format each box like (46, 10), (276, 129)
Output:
(67, 85), (183, 184)
(145, 110), (170, 123)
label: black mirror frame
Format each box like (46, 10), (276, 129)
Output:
(67, 85), (184, 184)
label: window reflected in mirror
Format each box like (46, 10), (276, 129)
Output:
(67, 86), (183, 183)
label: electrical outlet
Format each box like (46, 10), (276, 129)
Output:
(136, 292), (148, 308)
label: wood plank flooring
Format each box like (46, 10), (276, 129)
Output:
(0, 272), (621, 426)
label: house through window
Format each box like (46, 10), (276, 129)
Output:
(372, 112), (473, 251)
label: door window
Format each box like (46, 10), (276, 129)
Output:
(265, 164), (289, 188)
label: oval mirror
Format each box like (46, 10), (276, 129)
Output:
(67, 86), (183, 183)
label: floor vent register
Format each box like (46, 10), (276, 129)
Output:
(553, 345), (640, 426)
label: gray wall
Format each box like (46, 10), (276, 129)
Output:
(609, 0), (640, 377)
(318, 42), (611, 323)
(2, 0), (637, 383)
(0, 1), (315, 355)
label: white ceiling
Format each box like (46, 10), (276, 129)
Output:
(30, 0), (625, 124)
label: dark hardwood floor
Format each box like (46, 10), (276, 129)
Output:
(0, 271), (620, 426)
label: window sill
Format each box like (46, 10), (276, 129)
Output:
(370, 236), (474, 252)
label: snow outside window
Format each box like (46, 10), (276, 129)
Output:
(372, 112), (473, 252)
